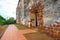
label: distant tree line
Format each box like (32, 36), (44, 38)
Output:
(0, 16), (16, 25)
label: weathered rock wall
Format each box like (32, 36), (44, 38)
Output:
(16, 0), (60, 26)
(43, 0), (60, 26)
(16, 0), (30, 25)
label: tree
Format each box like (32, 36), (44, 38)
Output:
(0, 16), (6, 25)
(7, 17), (16, 24)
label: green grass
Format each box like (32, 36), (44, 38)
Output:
(24, 32), (54, 40)
(15, 24), (28, 30)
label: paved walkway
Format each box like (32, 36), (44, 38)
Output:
(1, 24), (36, 40)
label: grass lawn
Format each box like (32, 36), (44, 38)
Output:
(24, 32), (54, 40)
(15, 24), (28, 30)
(0, 25), (7, 38)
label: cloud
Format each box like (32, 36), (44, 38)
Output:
(0, 0), (19, 19)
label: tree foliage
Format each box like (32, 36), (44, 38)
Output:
(0, 16), (16, 25)
(7, 17), (16, 24)
(0, 16), (6, 25)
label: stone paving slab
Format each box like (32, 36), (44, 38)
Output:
(1, 25), (27, 40)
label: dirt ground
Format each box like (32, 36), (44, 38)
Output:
(24, 32), (54, 40)
(15, 24), (54, 40)
(0, 25), (7, 39)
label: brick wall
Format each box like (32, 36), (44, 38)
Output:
(41, 21), (60, 40)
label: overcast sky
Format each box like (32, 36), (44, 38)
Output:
(0, 0), (19, 19)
